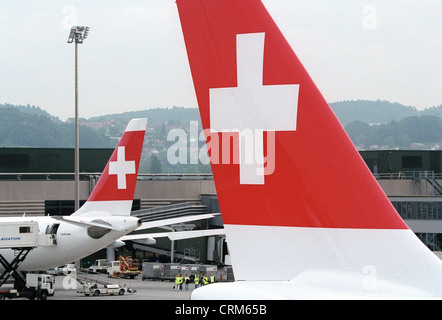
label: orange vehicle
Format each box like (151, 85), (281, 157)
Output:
(107, 256), (141, 279)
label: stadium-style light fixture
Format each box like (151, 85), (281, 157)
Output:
(67, 26), (90, 44)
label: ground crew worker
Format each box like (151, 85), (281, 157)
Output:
(194, 273), (199, 289)
(184, 274), (190, 290)
(202, 274), (209, 286)
(178, 274), (184, 291)
(210, 274), (215, 284)
(174, 274), (180, 290)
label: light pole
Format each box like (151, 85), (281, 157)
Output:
(67, 26), (89, 211)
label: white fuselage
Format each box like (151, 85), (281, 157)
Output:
(0, 215), (141, 272)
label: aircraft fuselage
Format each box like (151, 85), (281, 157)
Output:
(0, 215), (141, 272)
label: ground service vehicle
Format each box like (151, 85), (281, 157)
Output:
(0, 273), (55, 300)
(59, 264), (76, 275)
(0, 222), (55, 300)
(107, 256), (140, 279)
(79, 283), (136, 297)
(88, 259), (108, 274)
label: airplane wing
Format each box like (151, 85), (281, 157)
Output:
(53, 212), (219, 233)
(51, 216), (120, 231)
(134, 213), (221, 231)
(120, 228), (225, 242)
(119, 213), (223, 243)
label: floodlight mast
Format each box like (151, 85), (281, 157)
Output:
(67, 26), (89, 44)
(67, 26), (90, 212)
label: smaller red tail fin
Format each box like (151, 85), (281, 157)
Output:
(72, 118), (147, 216)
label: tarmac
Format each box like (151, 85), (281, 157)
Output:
(51, 271), (194, 300)
(3, 272), (279, 319)
(1, 271), (195, 300)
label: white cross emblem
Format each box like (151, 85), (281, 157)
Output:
(108, 146), (136, 189)
(209, 33), (299, 184)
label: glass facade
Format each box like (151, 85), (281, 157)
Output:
(392, 201), (442, 220)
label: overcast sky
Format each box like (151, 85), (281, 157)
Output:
(0, 0), (441, 121)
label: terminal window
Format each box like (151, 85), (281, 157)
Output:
(0, 154), (29, 168)
(45, 200), (86, 216)
(402, 156), (422, 169)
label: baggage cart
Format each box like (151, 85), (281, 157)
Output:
(141, 262), (163, 281)
(161, 263), (181, 281)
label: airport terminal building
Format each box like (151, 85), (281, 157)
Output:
(0, 148), (441, 266)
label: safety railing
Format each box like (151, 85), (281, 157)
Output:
(0, 173), (214, 181)
(374, 171), (442, 180)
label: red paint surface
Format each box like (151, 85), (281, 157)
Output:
(88, 130), (145, 202)
(177, 0), (408, 229)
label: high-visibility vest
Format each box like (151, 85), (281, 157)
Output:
(210, 275), (215, 283)
(179, 276), (183, 284)
(175, 276), (180, 284)
(202, 276), (208, 285)
(194, 275), (199, 284)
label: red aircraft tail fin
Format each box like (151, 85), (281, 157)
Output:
(72, 118), (146, 216)
(177, 0), (442, 297)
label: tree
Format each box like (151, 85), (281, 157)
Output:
(148, 153), (162, 173)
